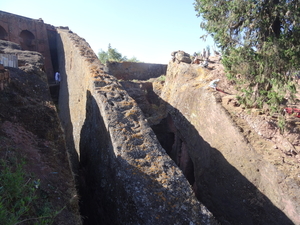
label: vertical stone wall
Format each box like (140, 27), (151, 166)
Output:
(46, 25), (59, 75)
(56, 28), (216, 224)
(107, 61), (167, 80)
(160, 62), (300, 225)
(0, 11), (54, 80)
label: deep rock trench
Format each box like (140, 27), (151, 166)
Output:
(51, 73), (296, 225)
(151, 114), (196, 187)
(117, 80), (295, 225)
(53, 27), (298, 224)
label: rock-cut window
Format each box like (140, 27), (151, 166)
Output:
(19, 30), (36, 51)
(0, 26), (8, 41)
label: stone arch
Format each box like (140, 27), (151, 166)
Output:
(19, 30), (36, 51)
(0, 25), (8, 40)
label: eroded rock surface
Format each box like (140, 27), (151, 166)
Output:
(57, 28), (217, 224)
(171, 50), (192, 64)
(157, 60), (300, 224)
(0, 40), (81, 224)
(106, 61), (167, 81)
(118, 57), (300, 224)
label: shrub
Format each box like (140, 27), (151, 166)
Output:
(0, 157), (57, 225)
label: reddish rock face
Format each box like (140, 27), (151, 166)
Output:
(0, 40), (81, 224)
(0, 11), (54, 81)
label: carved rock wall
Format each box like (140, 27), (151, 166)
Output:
(56, 28), (217, 224)
(0, 10), (54, 81)
(160, 62), (300, 225)
(107, 61), (167, 81)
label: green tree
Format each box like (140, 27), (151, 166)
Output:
(98, 44), (140, 64)
(194, 0), (300, 111)
(127, 56), (140, 62)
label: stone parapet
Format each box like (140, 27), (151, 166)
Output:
(107, 61), (167, 81)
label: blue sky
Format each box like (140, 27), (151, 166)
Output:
(1, 0), (215, 64)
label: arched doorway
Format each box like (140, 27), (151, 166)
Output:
(19, 30), (36, 51)
(0, 26), (8, 40)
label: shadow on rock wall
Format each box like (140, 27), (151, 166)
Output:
(78, 90), (114, 224)
(78, 90), (143, 224)
(127, 84), (294, 225)
(56, 35), (80, 183)
(78, 91), (214, 225)
(76, 89), (294, 225)
(55, 30), (294, 224)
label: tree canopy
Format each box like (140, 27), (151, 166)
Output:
(98, 44), (140, 64)
(194, 0), (300, 111)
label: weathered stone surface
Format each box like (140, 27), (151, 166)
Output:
(172, 50), (192, 64)
(119, 80), (167, 125)
(57, 28), (217, 224)
(0, 40), (48, 84)
(158, 61), (300, 225)
(0, 65), (10, 90)
(0, 11), (54, 80)
(106, 61), (167, 81)
(0, 40), (41, 65)
(0, 40), (81, 224)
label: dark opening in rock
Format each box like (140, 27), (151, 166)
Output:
(151, 113), (195, 186)
(0, 25), (8, 40)
(19, 30), (36, 51)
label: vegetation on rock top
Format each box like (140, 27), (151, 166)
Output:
(98, 43), (140, 64)
(194, 0), (300, 113)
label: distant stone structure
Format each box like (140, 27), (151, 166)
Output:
(106, 61), (167, 81)
(0, 10), (55, 81)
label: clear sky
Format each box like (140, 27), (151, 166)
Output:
(1, 0), (215, 64)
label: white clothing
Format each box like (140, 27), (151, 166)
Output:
(209, 79), (220, 89)
(55, 72), (60, 83)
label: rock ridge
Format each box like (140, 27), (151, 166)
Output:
(57, 28), (217, 224)
(157, 60), (300, 224)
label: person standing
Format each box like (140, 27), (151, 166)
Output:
(55, 71), (60, 84)
(202, 48), (206, 60)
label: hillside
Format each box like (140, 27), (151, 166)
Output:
(0, 40), (81, 224)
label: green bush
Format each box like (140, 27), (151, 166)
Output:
(98, 44), (140, 64)
(194, 0), (300, 113)
(0, 158), (55, 225)
(157, 75), (166, 82)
